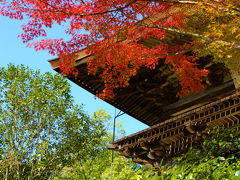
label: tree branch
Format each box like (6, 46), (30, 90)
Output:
(33, 0), (139, 17)
(139, 22), (240, 49)
(141, 0), (240, 14)
(79, 160), (88, 180)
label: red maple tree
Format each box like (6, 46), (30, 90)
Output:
(0, 0), (217, 99)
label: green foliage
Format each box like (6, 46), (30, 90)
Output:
(3, 63), (239, 180)
(132, 125), (240, 180)
(54, 109), (143, 180)
(0, 64), (107, 179)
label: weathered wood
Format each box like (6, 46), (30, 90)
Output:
(154, 150), (164, 157)
(230, 70), (240, 89)
(116, 89), (139, 97)
(50, 52), (235, 127)
(107, 93), (240, 167)
(139, 141), (150, 151)
(107, 144), (118, 150)
(163, 80), (234, 114)
(147, 151), (156, 160)
(124, 147), (133, 157)
(132, 157), (146, 164)
(117, 150), (130, 157)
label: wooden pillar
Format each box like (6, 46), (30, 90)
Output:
(231, 70), (240, 91)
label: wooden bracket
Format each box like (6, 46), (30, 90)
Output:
(139, 140), (150, 151)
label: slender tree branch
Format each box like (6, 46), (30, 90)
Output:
(80, 0), (86, 5)
(79, 160), (88, 180)
(139, 22), (240, 49)
(141, 0), (240, 13)
(33, 0), (139, 17)
(211, 0), (240, 12)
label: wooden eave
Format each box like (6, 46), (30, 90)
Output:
(49, 43), (235, 126)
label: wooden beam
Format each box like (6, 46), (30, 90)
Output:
(124, 147), (133, 157)
(107, 143), (118, 150)
(163, 80), (234, 116)
(230, 70), (240, 89)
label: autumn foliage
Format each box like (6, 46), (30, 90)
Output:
(1, 0), (240, 99)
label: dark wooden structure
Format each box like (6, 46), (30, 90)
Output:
(49, 33), (240, 167)
(107, 93), (240, 167)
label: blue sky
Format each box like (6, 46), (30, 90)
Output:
(0, 15), (148, 137)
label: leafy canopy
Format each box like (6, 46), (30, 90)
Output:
(1, 0), (240, 98)
(0, 64), (107, 179)
(54, 109), (143, 180)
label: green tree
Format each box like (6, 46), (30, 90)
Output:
(0, 64), (107, 179)
(55, 109), (143, 180)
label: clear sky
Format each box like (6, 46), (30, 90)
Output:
(0, 15), (148, 137)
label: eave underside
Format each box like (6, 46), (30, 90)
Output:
(49, 54), (234, 127)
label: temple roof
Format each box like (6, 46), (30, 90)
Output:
(48, 28), (238, 168)
(48, 8), (239, 167)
